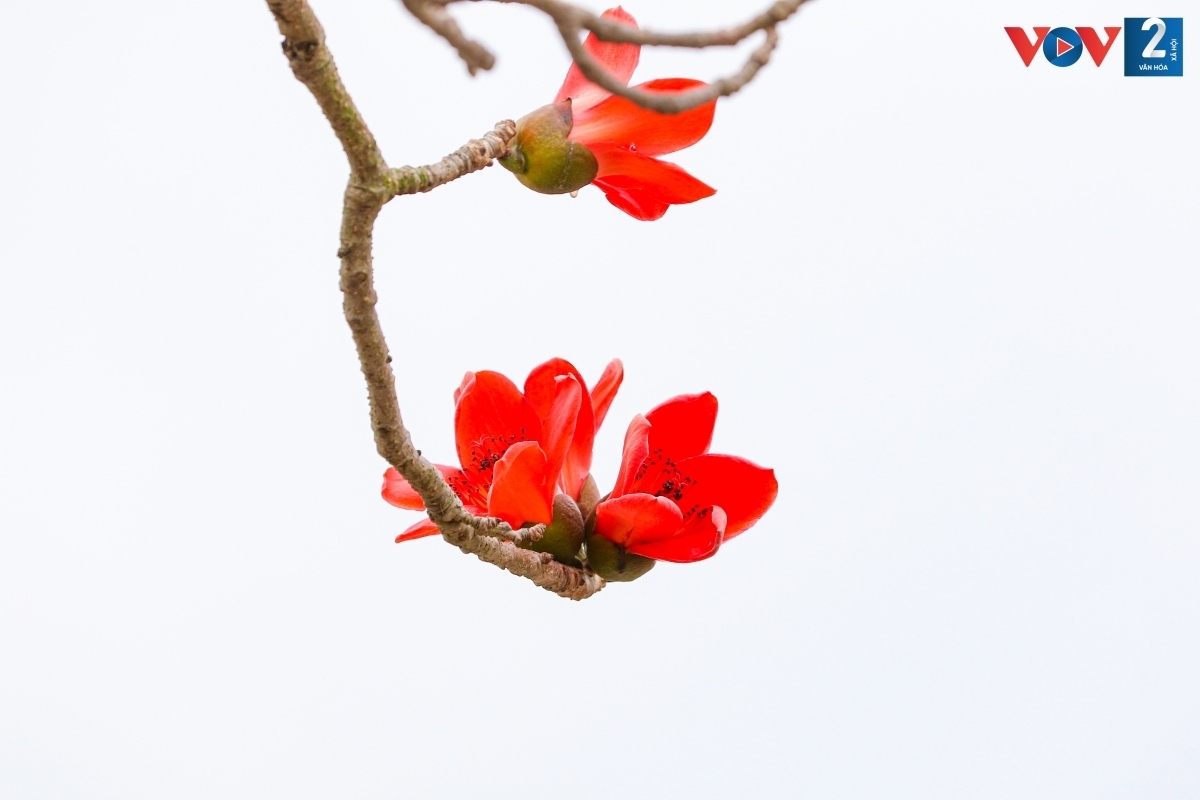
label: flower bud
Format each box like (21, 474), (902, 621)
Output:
(522, 493), (585, 566)
(498, 100), (598, 195)
(577, 474), (601, 521)
(585, 534), (656, 582)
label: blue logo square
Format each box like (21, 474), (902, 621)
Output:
(1125, 17), (1184, 76)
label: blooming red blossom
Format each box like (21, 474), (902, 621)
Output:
(586, 392), (778, 577)
(498, 6), (718, 221)
(382, 358), (623, 542)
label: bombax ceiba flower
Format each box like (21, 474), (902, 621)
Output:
(383, 358), (623, 565)
(384, 359), (777, 584)
(498, 7), (717, 221)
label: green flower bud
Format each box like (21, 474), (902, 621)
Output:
(498, 100), (598, 195)
(577, 474), (601, 522)
(585, 533), (656, 583)
(523, 493), (585, 566)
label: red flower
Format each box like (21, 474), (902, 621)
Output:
(561, 7), (717, 221)
(498, 7), (718, 221)
(383, 358), (623, 542)
(587, 392), (777, 576)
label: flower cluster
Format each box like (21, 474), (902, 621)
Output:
(383, 358), (777, 582)
(498, 7), (718, 221)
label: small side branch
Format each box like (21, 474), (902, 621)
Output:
(266, 0), (603, 600)
(386, 121), (516, 196)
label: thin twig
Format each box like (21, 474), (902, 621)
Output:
(404, 0), (812, 112)
(386, 122), (516, 195)
(267, 0), (604, 600)
(478, 520), (547, 546)
(401, 0), (495, 75)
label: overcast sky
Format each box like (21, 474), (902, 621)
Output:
(1, 0), (1197, 798)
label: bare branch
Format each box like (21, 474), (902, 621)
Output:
(269, 0), (387, 179)
(403, 0), (811, 112)
(555, 19), (779, 114)
(571, 0), (802, 47)
(386, 121), (516, 196)
(477, 520), (548, 546)
(401, 0), (495, 75)
(266, 0), (603, 600)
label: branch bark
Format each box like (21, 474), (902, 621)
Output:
(405, 0), (813, 113)
(268, 0), (604, 600)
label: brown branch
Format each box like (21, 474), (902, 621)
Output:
(267, 0), (604, 600)
(555, 20), (779, 114)
(401, 0), (495, 75)
(270, 0), (386, 178)
(478, 520), (547, 546)
(404, 0), (812, 112)
(386, 122), (516, 195)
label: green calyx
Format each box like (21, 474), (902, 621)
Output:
(577, 474), (601, 521)
(585, 534), (656, 583)
(521, 493), (586, 566)
(498, 100), (599, 195)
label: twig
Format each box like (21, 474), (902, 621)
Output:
(404, 0), (813, 112)
(267, 0), (604, 600)
(401, 0), (496, 75)
(477, 520), (548, 546)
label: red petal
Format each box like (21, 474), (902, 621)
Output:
(525, 359), (592, 498)
(645, 392), (718, 460)
(612, 413), (651, 497)
(540, 375), (582, 494)
(591, 146), (715, 201)
(590, 358), (624, 434)
(487, 440), (553, 528)
(628, 505), (725, 563)
(593, 178), (670, 221)
(675, 454), (778, 540)
(554, 7), (640, 114)
(592, 493), (683, 549)
(395, 518), (441, 543)
(570, 78), (715, 157)
(454, 370), (542, 488)
(452, 371), (472, 405)
(382, 464), (468, 510)
(590, 147), (715, 221)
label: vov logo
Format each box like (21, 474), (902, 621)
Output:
(1004, 26), (1122, 67)
(1006, 19), (1184, 75)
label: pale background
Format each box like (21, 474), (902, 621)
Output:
(1, 0), (1196, 797)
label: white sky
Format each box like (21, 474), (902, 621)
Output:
(1, 0), (1197, 797)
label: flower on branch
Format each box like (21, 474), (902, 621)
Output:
(499, 7), (718, 221)
(384, 361), (777, 584)
(585, 392), (779, 582)
(383, 358), (624, 565)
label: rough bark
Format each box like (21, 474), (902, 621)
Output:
(268, 0), (604, 600)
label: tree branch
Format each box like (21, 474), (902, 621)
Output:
(404, 0), (812, 112)
(267, 0), (604, 600)
(385, 122), (516, 196)
(401, 0), (496, 75)
(270, 0), (387, 179)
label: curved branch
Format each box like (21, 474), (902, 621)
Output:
(404, 0), (811, 112)
(556, 20), (779, 114)
(269, 0), (387, 178)
(401, 0), (495, 75)
(267, 0), (604, 600)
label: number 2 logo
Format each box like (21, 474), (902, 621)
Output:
(1142, 17), (1167, 58)
(1124, 16), (1183, 77)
